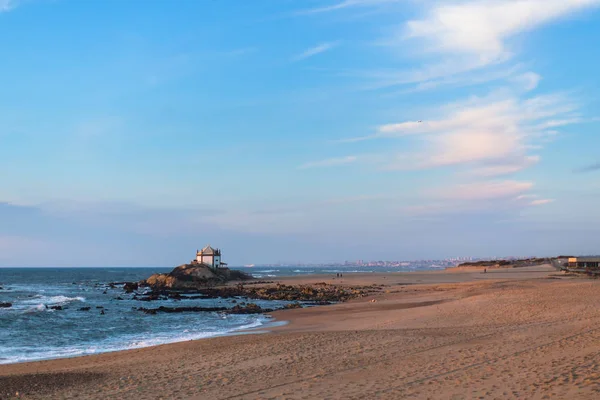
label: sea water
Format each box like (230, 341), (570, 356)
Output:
(0, 264), (442, 364)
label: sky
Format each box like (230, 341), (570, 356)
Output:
(1, 0), (599, 267)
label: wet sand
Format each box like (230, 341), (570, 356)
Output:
(5, 265), (600, 399)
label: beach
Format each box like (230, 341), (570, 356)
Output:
(4, 265), (600, 399)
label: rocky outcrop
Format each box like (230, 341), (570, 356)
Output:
(123, 282), (138, 293)
(452, 258), (549, 269)
(0, 302), (12, 308)
(141, 263), (253, 290)
(137, 303), (272, 315)
(191, 283), (373, 303)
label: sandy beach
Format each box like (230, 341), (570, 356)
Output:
(4, 265), (600, 399)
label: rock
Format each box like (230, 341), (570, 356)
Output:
(283, 302), (302, 309)
(137, 293), (164, 301)
(49, 305), (63, 310)
(78, 307), (91, 311)
(0, 302), (12, 308)
(141, 263), (253, 290)
(228, 303), (272, 314)
(136, 303), (274, 315)
(137, 306), (228, 314)
(123, 282), (139, 293)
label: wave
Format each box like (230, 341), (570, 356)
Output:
(322, 269), (374, 273)
(22, 295), (86, 306)
(2, 295), (88, 313)
(0, 317), (267, 365)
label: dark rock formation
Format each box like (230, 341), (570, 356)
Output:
(455, 257), (549, 269)
(123, 282), (139, 293)
(49, 305), (63, 310)
(191, 283), (372, 303)
(136, 303), (273, 315)
(78, 307), (91, 311)
(0, 302), (12, 308)
(137, 306), (228, 315)
(133, 282), (375, 305)
(141, 263), (253, 290)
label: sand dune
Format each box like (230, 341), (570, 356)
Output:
(4, 265), (600, 399)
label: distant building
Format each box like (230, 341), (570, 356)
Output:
(195, 245), (227, 269)
(568, 257), (600, 270)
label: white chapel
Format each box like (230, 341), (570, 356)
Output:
(195, 245), (226, 269)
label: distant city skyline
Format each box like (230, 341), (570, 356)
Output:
(1, 1), (600, 267)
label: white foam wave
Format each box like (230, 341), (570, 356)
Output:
(22, 295), (85, 306)
(0, 316), (268, 365)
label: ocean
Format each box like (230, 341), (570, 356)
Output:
(0, 264), (444, 365)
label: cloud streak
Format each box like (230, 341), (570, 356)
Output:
(530, 199), (554, 206)
(433, 180), (534, 201)
(0, 0), (17, 12)
(294, 0), (401, 15)
(292, 42), (339, 61)
(575, 162), (600, 173)
(298, 155), (358, 169)
(340, 90), (580, 176)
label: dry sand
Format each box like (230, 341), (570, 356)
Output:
(4, 265), (600, 399)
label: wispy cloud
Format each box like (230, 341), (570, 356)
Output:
(0, 0), (18, 12)
(298, 155), (358, 170)
(575, 162), (600, 173)
(404, 0), (600, 62)
(530, 199), (554, 206)
(404, 180), (537, 217)
(433, 180), (534, 201)
(292, 42), (339, 61)
(470, 156), (540, 178)
(294, 0), (400, 15)
(336, 0), (600, 92)
(511, 72), (542, 92)
(340, 90), (579, 175)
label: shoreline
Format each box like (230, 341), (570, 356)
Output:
(0, 266), (549, 366)
(7, 264), (599, 399)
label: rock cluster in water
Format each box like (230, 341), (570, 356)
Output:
(114, 265), (383, 316)
(141, 263), (253, 289)
(191, 283), (373, 303)
(137, 301), (306, 315)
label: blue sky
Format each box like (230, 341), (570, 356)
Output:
(1, 0), (599, 267)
